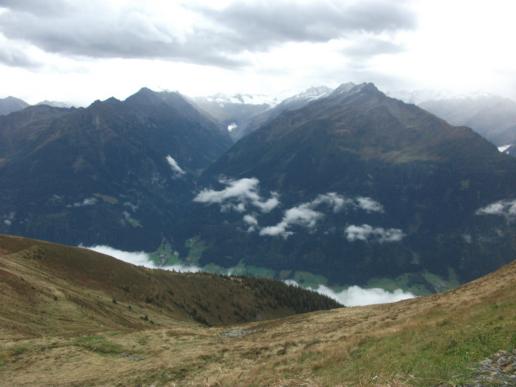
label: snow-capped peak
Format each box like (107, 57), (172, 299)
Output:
(198, 93), (279, 107)
(281, 86), (333, 104)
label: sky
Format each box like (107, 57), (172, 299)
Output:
(1, 0), (515, 106)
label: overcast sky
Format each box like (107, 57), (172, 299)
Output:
(1, 0), (515, 105)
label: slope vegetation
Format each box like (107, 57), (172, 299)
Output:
(0, 235), (514, 385)
(0, 234), (338, 339)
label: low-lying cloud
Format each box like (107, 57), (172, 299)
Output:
(194, 177), (280, 213)
(476, 199), (516, 221)
(260, 192), (384, 238)
(345, 224), (405, 243)
(194, 178), (400, 239)
(260, 204), (323, 238)
(166, 155), (186, 176)
(315, 284), (415, 306)
(285, 280), (415, 306)
(84, 245), (201, 273)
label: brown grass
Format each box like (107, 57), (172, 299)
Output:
(0, 234), (515, 386)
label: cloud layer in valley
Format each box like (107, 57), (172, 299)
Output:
(285, 280), (415, 306)
(85, 245), (414, 307)
(84, 245), (201, 273)
(315, 284), (415, 306)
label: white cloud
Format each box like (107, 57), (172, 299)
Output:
(260, 204), (323, 238)
(476, 199), (516, 221)
(311, 192), (351, 212)
(259, 193), (384, 238)
(194, 177), (280, 213)
(243, 213), (258, 232)
(83, 245), (201, 273)
(345, 224), (405, 243)
(2, 1), (516, 106)
(356, 197), (384, 213)
(315, 284), (415, 307)
(311, 193), (383, 214)
(166, 155), (186, 176)
(285, 280), (415, 306)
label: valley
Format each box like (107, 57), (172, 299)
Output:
(1, 1), (516, 385)
(0, 235), (514, 385)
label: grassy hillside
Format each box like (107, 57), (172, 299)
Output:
(0, 234), (514, 385)
(0, 234), (338, 338)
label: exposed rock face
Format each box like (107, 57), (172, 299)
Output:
(468, 349), (516, 386)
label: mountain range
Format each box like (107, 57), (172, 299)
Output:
(191, 83), (516, 288)
(0, 83), (515, 293)
(0, 96), (29, 116)
(419, 95), (516, 147)
(0, 88), (231, 250)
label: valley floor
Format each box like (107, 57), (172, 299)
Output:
(1, 260), (515, 386)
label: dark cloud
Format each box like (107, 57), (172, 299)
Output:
(0, 40), (40, 68)
(0, 1), (244, 67)
(0, 0), (416, 68)
(198, 0), (416, 50)
(0, 0), (72, 16)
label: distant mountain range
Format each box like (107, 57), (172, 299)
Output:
(191, 86), (332, 141)
(0, 96), (73, 116)
(419, 95), (516, 147)
(0, 96), (29, 115)
(1, 84), (515, 292)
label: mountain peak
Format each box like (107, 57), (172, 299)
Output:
(0, 96), (29, 115)
(280, 86), (333, 105)
(124, 87), (165, 107)
(332, 82), (382, 98)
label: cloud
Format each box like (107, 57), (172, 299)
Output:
(83, 245), (201, 273)
(343, 36), (404, 59)
(198, 0), (415, 50)
(260, 204), (324, 238)
(314, 284), (415, 306)
(0, 0), (415, 68)
(345, 224), (405, 243)
(194, 182), (386, 239)
(311, 192), (351, 212)
(476, 199), (516, 221)
(243, 214), (258, 232)
(194, 177), (280, 213)
(356, 197), (385, 213)
(165, 155), (186, 176)
(260, 193), (384, 238)
(0, 0), (243, 68)
(0, 34), (40, 68)
(285, 279), (415, 306)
